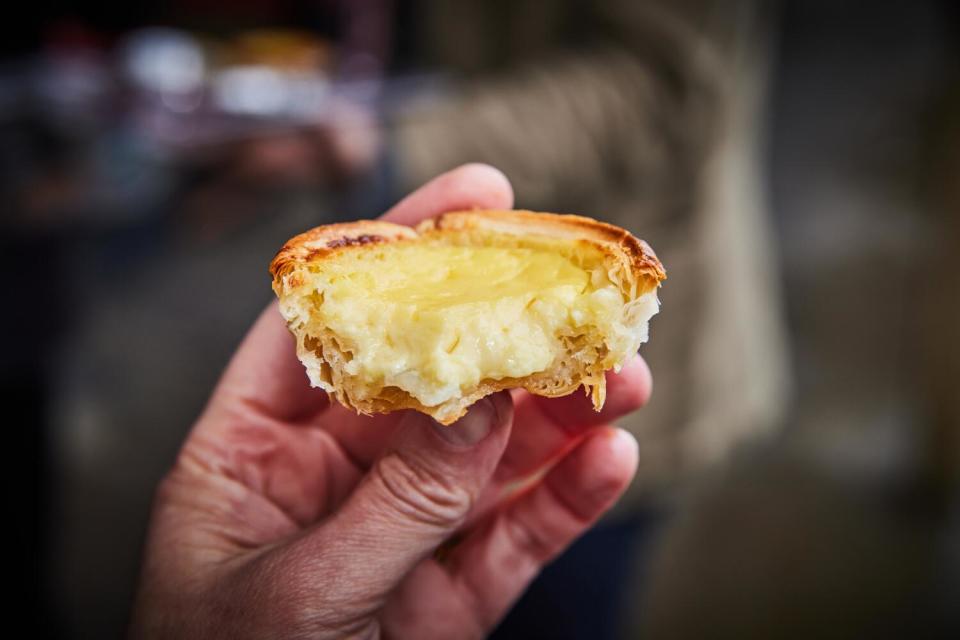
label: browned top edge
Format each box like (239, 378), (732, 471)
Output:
(270, 209), (666, 293)
(269, 220), (418, 288)
(417, 209), (667, 286)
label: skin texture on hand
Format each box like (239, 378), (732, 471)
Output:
(129, 164), (649, 640)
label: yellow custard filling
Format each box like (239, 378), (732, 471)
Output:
(284, 237), (653, 407)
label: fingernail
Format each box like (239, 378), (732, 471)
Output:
(432, 397), (498, 447)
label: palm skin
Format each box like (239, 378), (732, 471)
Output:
(130, 164), (650, 639)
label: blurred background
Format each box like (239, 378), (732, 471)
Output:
(6, 1), (958, 638)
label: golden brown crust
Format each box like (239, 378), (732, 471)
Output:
(271, 210), (665, 293)
(416, 210), (666, 289)
(269, 220), (417, 285)
(269, 210), (666, 424)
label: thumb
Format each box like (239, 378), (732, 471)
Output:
(274, 392), (513, 614)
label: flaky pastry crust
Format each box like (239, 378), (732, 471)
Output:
(269, 210), (666, 424)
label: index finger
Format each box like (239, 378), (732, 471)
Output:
(381, 163), (514, 225)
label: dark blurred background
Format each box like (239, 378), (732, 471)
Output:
(6, 1), (958, 638)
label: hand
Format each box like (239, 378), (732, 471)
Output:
(130, 164), (651, 639)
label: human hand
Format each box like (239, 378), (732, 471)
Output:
(129, 164), (650, 639)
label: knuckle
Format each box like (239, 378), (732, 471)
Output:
(372, 452), (473, 529)
(503, 514), (560, 565)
